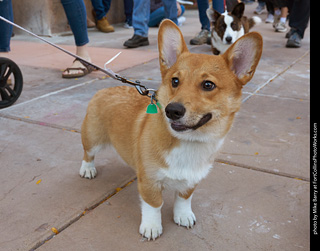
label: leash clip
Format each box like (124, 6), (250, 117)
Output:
(135, 84), (149, 96)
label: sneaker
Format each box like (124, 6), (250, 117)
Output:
(285, 28), (295, 39)
(190, 29), (209, 45)
(123, 34), (149, 48)
(265, 14), (274, 23)
(124, 18), (133, 29)
(177, 16), (186, 26)
(286, 32), (302, 48)
(273, 15), (280, 28)
(275, 22), (288, 33)
(96, 16), (115, 33)
(254, 3), (265, 15)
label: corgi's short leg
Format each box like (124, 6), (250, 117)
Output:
(79, 150), (97, 179)
(138, 179), (163, 240)
(80, 114), (106, 179)
(139, 197), (163, 241)
(80, 159), (97, 179)
(173, 189), (196, 228)
(79, 148), (98, 179)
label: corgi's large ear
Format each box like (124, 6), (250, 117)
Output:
(231, 2), (245, 19)
(206, 7), (221, 24)
(158, 19), (188, 71)
(222, 32), (263, 84)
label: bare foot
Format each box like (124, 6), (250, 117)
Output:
(62, 45), (92, 78)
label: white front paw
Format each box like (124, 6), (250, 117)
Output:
(79, 160), (97, 179)
(173, 193), (196, 229)
(174, 210), (196, 228)
(139, 198), (163, 241)
(139, 221), (163, 241)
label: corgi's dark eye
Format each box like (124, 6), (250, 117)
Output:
(202, 80), (216, 91)
(172, 78), (179, 88)
(231, 22), (238, 30)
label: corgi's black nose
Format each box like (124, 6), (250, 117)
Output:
(226, 36), (232, 44)
(165, 102), (186, 120)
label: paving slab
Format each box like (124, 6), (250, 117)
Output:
(0, 117), (135, 250)
(9, 65), (96, 104)
(37, 162), (309, 251)
(217, 94), (310, 180)
(257, 54), (310, 100)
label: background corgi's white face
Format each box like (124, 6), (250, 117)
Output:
(221, 12), (245, 45)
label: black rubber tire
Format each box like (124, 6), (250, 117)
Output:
(0, 57), (23, 109)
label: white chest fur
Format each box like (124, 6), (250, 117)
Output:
(157, 138), (224, 191)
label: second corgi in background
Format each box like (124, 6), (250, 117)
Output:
(207, 2), (261, 55)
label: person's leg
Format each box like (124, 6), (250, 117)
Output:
(190, 0), (212, 45)
(123, 0), (149, 47)
(197, 0), (210, 31)
(212, 0), (224, 14)
(265, 0), (275, 23)
(132, 0), (150, 37)
(161, 0), (178, 25)
(103, 0), (111, 14)
(60, 0), (92, 78)
(90, 0), (106, 19)
(149, 6), (166, 27)
(0, 0), (13, 53)
(288, 0), (310, 39)
(61, 0), (89, 47)
(254, 0), (266, 15)
(274, 6), (288, 32)
(286, 0), (310, 48)
(90, 0), (114, 32)
(124, 0), (133, 26)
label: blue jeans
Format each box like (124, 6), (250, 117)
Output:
(124, 0), (133, 22)
(0, 0), (89, 51)
(197, 0), (224, 31)
(133, 0), (178, 37)
(91, 0), (111, 20)
(60, 0), (89, 46)
(0, 0), (13, 52)
(149, 5), (185, 27)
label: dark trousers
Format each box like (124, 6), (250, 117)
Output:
(288, 0), (310, 38)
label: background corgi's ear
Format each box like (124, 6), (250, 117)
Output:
(206, 7), (221, 24)
(231, 2), (245, 19)
(222, 32), (263, 84)
(158, 19), (188, 71)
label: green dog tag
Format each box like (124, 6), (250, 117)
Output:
(156, 102), (162, 109)
(146, 104), (158, 114)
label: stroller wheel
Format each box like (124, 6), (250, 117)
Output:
(0, 57), (23, 109)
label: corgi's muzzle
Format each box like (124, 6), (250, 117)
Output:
(165, 102), (212, 132)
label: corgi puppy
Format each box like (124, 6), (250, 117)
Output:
(80, 20), (262, 240)
(207, 2), (261, 55)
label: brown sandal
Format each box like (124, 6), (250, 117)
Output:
(62, 60), (94, 79)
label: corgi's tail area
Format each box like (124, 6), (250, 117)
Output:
(249, 16), (262, 29)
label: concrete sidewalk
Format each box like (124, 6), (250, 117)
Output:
(0, 5), (310, 251)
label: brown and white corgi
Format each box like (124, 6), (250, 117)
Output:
(207, 2), (261, 55)
(80, 19), (262, 240)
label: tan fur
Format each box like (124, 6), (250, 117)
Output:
(80, 20), (262, 239)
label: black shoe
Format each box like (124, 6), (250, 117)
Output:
(123, 34), (149, 48)
(286, 32), (302, 48)
(285, 28), (295, 39)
